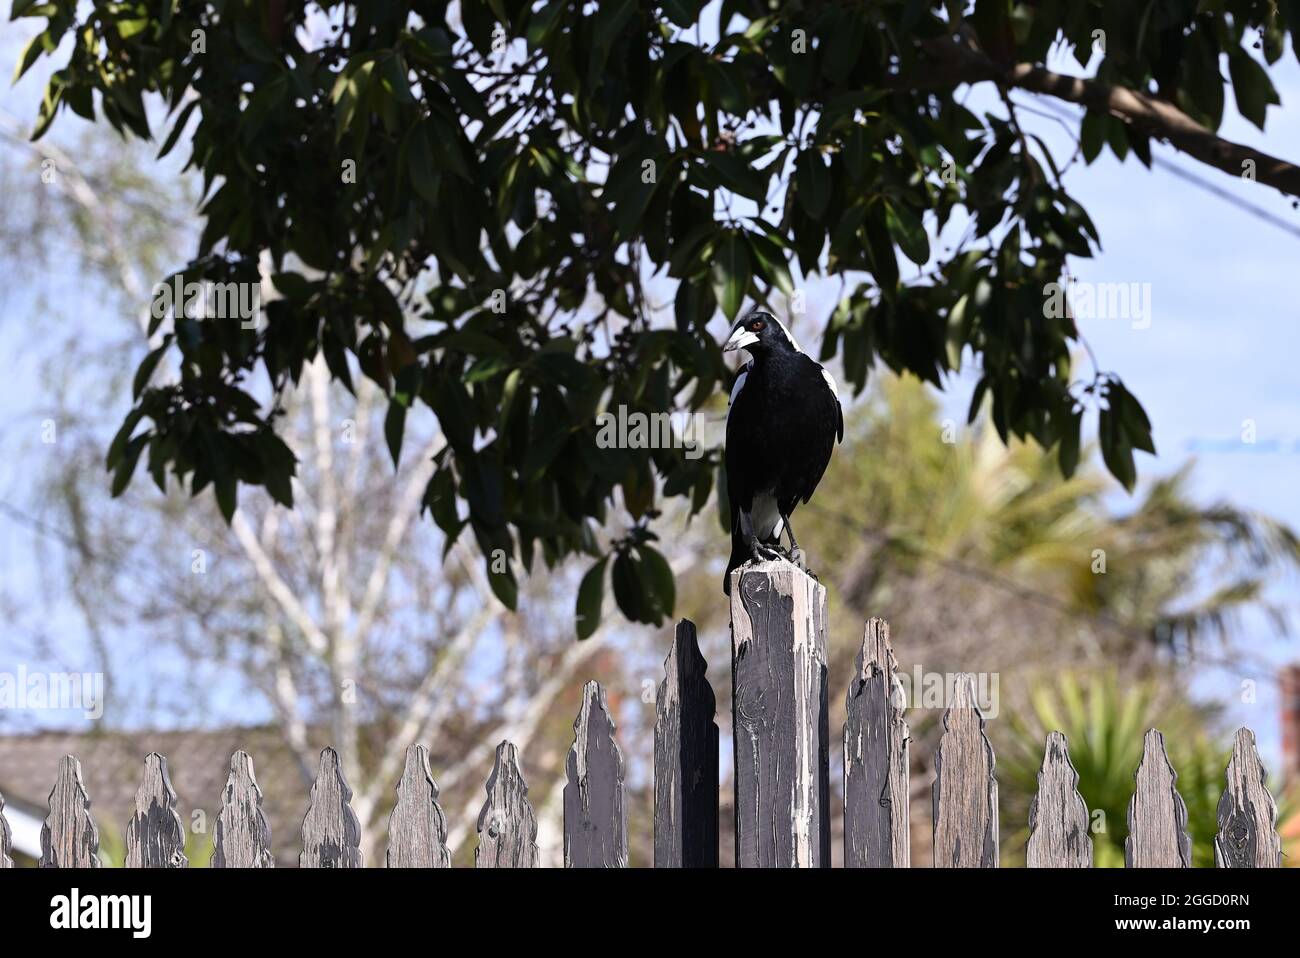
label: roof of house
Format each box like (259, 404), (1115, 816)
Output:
(0, 726), (331, 866)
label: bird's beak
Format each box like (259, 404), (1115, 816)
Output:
(724, 327), (759, 353)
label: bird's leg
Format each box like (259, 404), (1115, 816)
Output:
(740, 508), (781, 562)
(781, 513), (805, 570)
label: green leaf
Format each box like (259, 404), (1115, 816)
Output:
(795, 150), (830, 219)
(611, 551), (644, 622)
(884, 200), (930, 266)
(637, 545), (675, 619)
(487, 559), (518, 611)
(1079, 110), (1106, 164)
(1228, 50), (1278, 130)
(384, 401), (406, 468)
(711, 231), (751, 320)
(575, 557), (608, 639)
(1099, 402), (1136, 492)
(748, 232), (795, 296)
(1058, 406), (1082, 479)
(132, 341), (169, 399)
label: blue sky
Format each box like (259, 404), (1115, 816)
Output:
(1, 10), (1298, 769)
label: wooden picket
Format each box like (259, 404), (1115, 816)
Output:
(1026, 732), (1092, 867)
(1215, 728), (1281, 868)
(211, 750), (274, 868)
(932, 673), (999, 867)
(124, 752), (188, 868)
(385, 744), (450, 868)
(653, 619), (719, 868)
(40, 755), (99, 868)
(0, 790), (12, 868)
(1126, 729), (1192, 868)
(300, 746), (363, 868)
(563, 680), (628, 868)
(476, 740), (539, 868)
(0, 576), (1289, 869)
(729, 560), (830, 867)
(843, 617), (909, 867)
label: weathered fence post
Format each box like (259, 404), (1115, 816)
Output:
(300, 746), (363, 868)
(0, 790), (13, 868)
(386, 743), (451, 868)
(730, 559), (830, 868)
(125, 752), (188, 868)
(1026, 732), (1092, 867)
(654, 619), (719, 868)
(212, 750), (274, 868)
(564, 680), (628, 867)
(1215, 727), (1281, 868)
(1126, 728), (1191, 868)
(843, 617), (909, 868)
(40, 755), (100, 868)
(932, 673), (998, 868)
(476, 740), (539, 868)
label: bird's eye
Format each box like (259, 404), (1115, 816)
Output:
(749, 320), (764, 331)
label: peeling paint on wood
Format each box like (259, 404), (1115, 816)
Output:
(843, 617), (909, 868)
(0, 790), (12, 868)
(654, 619), (719, 868)
(299, 746), (363, 868)
(40, 755), (100, 868)
(1214, 727), (1281, 868)
(125, 752), (189, 868)
(1126, 729), (1191, 868)
(212, 750), (274, 868)
(564, 680), (628, 867)
(386, 744), (451, 868)
(932, 673), (998, 868)
(730, 560), (830, 868)
(476, 740), (539, 868)
(1026, 732), (1092, 868)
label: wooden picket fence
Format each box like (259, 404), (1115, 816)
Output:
(0, 563), (1284, 868)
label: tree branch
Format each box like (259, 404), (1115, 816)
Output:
(917, 38), (1300, 199)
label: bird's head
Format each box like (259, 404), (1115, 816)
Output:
(722, 309), (799, 358)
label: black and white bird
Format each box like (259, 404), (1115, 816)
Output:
(722, 308), (843, 594)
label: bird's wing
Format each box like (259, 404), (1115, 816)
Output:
(727, 362), (751, 423)
(820, 365), (844, 442)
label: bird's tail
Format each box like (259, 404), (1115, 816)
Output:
(723, 525), (748, 595)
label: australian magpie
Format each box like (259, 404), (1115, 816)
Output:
(722, 308), (843, 594)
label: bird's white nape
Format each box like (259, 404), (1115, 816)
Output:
(771, 316), (801, 352)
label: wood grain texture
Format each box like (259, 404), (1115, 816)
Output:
(1126, 728), (1191, 868)
(476, 740), (539, 868)
(730, 560), (830, 868)
(386, 744), (451, 868)
(932, 673), (998, 868)
(299, 746), (363, 868)
(843, 617), (910, 868)
(1214, 727), (1281, 868)
(1026, 732), (1092, 868)
(0, 790), (12, 868)
(212, 750), (275, 868)
(125, 752), (189, 868)
(654, 619), (719, 868)
(40, 755), (100, 868)
(564, 680), (628, 867)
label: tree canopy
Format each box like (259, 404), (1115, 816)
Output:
(14, 0), (1300, 631)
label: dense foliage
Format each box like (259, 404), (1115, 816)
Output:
(14, 0), (1296, 629)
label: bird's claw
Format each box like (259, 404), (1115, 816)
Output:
(749, 540), (783, 563)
